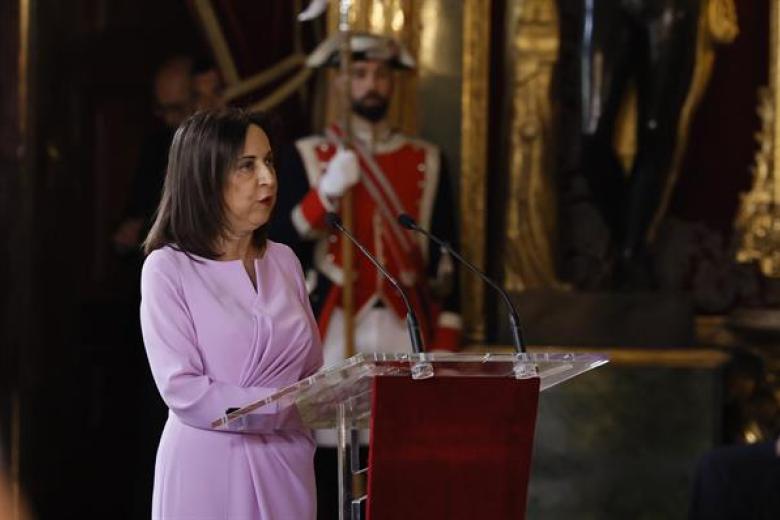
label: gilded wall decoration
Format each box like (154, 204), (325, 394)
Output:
(736, 0), (780, 277)
(504, 0), (562, 291)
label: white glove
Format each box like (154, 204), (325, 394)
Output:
(318, 149), (360, 199)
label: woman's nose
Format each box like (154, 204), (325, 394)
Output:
(257, 165), (275, 185)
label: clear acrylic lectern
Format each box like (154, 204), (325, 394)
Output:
(212, 352), (608, 520)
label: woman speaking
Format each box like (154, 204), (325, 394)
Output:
(140, 108), (322, 519)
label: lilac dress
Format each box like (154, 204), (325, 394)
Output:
(140, 241), (323, 519)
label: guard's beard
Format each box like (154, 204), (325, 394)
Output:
(351, 92), (389, 123)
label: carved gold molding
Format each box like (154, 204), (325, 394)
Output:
(460, 0), (491, 341)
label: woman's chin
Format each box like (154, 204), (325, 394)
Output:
(248, 215), (272, 231)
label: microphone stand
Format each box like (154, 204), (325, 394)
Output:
(327, 213), (434, 380)
(397, 214), (538, 379)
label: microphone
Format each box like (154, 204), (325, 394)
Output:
(326, 212), (425, 356)
(397, 213), (527, 354)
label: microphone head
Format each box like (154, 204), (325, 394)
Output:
(325, 212), (343, 229)
(397, 213), (417, 230)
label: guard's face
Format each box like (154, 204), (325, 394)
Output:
(350, 60), (393, 122)
(223, 124), (277, 236)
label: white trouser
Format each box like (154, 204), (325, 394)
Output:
(317, 305), (410, 446)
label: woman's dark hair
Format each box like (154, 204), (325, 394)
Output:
(144, 108), (273, 258)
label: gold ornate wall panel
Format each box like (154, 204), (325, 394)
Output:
(504, 0), (562, 291)
(461, 0), (490, 340)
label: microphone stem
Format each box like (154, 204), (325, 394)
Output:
(509, 313), (525, 355)
(335, 223), (425, 354)
(406, 313), (423, 355)
(414, 226), (526, 354)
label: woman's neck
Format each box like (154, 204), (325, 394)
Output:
(216, 232), (255, 261)
(217, 232), (261, 290)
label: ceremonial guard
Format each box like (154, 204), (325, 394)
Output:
(272, 32), (461, 368)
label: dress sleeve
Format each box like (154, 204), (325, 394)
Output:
(140, 252), (277, 430)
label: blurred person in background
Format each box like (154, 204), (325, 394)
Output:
(113, 55), (224, 252)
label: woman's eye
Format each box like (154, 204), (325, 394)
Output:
(238, 162), (254, 172)
(264, 157), (274, 167)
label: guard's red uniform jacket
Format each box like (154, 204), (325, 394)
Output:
(270, 121), (461, 351)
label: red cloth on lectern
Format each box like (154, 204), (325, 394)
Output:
(367, 376), (540, 520)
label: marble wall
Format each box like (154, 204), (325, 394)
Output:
(527, 361), (722, 518)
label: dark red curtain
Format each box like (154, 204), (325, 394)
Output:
(187, 0), (323, 141)
(671, 0), (770, 235)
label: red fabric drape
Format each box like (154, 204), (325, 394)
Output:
(367, 376), (541, 520)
